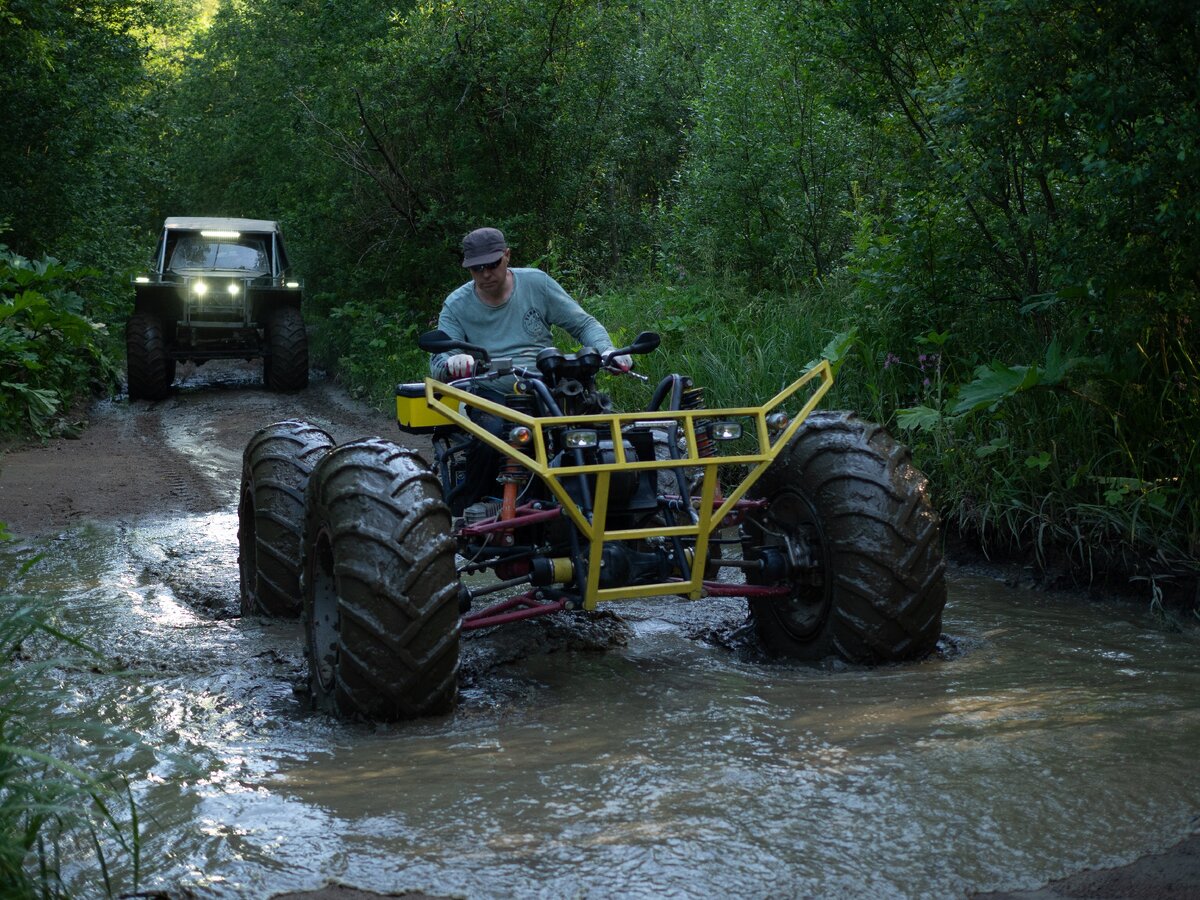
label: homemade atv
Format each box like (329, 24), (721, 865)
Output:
(237, 331), (946, 722)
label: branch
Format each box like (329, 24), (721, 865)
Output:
(354, 88), (430, 221)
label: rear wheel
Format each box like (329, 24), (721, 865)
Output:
(303, 439), (461, 721)
(264, 306), (309, 392)
(238, 420), (335, 617)
(126, 314), (172, 400)
(742, 411), (946, 663)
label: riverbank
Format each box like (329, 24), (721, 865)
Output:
(975, 829), (1200, 899)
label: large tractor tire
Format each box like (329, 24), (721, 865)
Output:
(743, 410), (946, 664)
(303, 439), (461, 721)
(126, 313), (173, 400)
(264, 306), (309, 392)
(238, 420), (335, 618)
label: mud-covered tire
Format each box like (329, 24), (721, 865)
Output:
(126, 313), (173, 400)
(303, 439), (460, 721)
(238, 420), (335, 618)
(743, 410), (946, 664)
(264, 306), (309, 392)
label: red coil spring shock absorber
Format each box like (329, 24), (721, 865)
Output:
(680, 384), (723, 505)
(499, 395), (536, 528)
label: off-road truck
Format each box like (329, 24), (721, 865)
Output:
(238, 330), (948, 722)
(127, 217), (308, 399)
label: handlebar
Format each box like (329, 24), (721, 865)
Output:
(418, 329), (661, 384)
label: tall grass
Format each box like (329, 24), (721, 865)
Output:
(586, 276), (1199, 604)
(320, 271), (1197, 605)
(0, 557), (142, 898)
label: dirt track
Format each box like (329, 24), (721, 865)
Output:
(1, 360), (1197, 899)
(0, 360), (413, 538)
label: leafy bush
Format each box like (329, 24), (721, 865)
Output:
(0, 249), (119, 439)
(308, 294), (430, 405)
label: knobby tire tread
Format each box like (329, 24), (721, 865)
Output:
(748, 410), (946, 664)
(126, 314), (172, 401)
(266, 306), (309, 392)
(239, 420), (334, 617)
(304, 439), (460, 721)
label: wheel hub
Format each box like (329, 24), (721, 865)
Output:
(744, 488), (832, 640)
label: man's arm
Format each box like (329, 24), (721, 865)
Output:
(429, 302), (471, 380)
(540, 273), (614, 351)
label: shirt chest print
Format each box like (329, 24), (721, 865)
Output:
(522, 308), (546, 337)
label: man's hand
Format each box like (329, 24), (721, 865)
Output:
(602, 351), (633, 372)
(446, 354), (475, 378)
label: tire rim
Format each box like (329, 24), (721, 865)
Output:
(309, 527), (340, 694)
(747, 488), (832, 641)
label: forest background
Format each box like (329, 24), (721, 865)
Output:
(1, 0), (1197, 606)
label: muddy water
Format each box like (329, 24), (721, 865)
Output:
(3, 516), (1199, 898)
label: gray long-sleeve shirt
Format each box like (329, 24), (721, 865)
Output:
(430, 268), (614, 380)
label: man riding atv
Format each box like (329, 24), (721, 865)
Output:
(431, 226), (631, 514)
(237, 228), (948, 723)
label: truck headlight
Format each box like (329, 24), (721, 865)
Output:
(227, 282), (239, 296)
(193, 280), (207, 296)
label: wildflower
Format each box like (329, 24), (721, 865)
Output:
(883, 352), (901, 370)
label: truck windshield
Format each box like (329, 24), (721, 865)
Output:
(168, 236), (270, 275)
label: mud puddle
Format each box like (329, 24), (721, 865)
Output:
(2, 362), (1199, 898)
(4, 515), (1200, 898)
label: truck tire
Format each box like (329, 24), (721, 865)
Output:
(264, 306), (309, 392)
(303, 439), (460, 721)
(743, 411), (946, 664)
(238, 420), (335, 617)
(126, 314), (172, 400)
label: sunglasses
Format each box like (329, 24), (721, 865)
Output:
(469, 257), (504, 273)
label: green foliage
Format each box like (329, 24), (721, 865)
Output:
(0, 579), (142, 897)
(308, 295), (428, 405)
(0, 0), (189, 263)
(0, 249), (119, 438)
(669, 0), (859, 287)
(588, 275), (864, 413)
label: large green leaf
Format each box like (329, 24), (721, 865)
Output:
(896, 404), (943, 431)
(952, 361), (1041, 414)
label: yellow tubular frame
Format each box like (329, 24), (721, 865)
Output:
(424, 362), (834, 609)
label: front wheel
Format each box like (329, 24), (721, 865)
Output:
(264, 306), (309, 392)
(303, 439), (461, 721)
(126, 314), (172, 400)
(743, 411), (946, 664)
(238, 420), (335, 617)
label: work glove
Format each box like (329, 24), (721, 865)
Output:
(446, 353), (475, 378)
(602, 351), (633, 372)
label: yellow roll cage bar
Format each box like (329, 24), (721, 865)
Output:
(419, 362), (833, 609)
